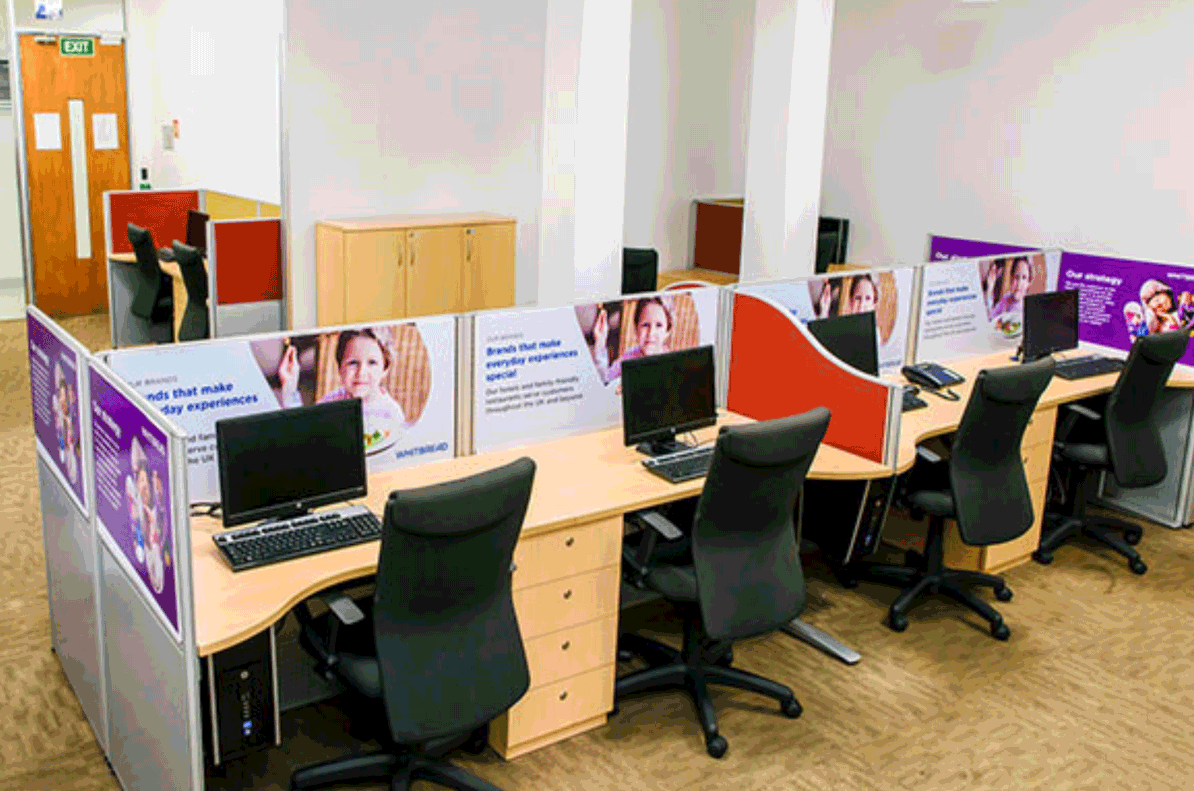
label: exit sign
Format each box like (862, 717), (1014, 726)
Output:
(60, 38), (95, 57)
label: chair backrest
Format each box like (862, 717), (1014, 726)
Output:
(1105, 328), (1190, 488)
(622, 248), (659, 295)
(373, 457), (535, 743)
(690, 408), (830, 642)
(172, 242), (208, 304)
(949, 357), (1053, 545)
(126, 223), (164, 319)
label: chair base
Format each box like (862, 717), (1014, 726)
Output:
(1034, 514), (1147, 574)
(615, 628), (801, 759)
(291, 749), (499, 791)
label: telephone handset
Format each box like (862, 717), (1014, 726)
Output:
(901, 362), (964, 401)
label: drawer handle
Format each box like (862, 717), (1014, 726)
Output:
(559, 691), (568, 701)
(565, 537), (575, 547)
(561, 640), (571, 651)
(563, 589), (572, 600)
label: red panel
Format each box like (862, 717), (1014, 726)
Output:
(727, 293), (890, 463)
(692, 201), (743, 274)
(213, 220), (282, 305)
(108, 191), (200, 254)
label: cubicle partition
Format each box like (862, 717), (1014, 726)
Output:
(208, 218), (285, 337)
(926, 233), (1037, 262)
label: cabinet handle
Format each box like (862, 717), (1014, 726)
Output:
(563, 589), (572, 600)
(561, 640), (571, 651)
(565, 537), (575, 548)
(466, 228), (474, 261)
(559, 691), (568, 701)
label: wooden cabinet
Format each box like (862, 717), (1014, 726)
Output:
(315, 213), (515, 326)
(489, 516), (621, 759)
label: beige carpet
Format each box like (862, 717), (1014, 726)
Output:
(4, 312), (1194, 790)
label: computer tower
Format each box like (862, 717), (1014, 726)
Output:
(202, 626), (278, 765)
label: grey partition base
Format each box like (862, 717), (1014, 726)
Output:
(1095, 388), (1194, 529)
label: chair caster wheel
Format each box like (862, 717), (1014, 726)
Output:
(991, 622), (1011, 641)
(616, 649), (635, 663)
(1125, 530), (1142, 546)
(994, 585), (1013, 602)
(781, 698), (802, 719)
(888, 614), (908, 633)
(1032, 550), (1053, 565)
(705, 735), (728, 759)
(1129, 558), (1148, 575)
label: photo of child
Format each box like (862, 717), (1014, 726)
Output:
(576, 293), (701, 386)
(1139, 279), (1183, 334)
(1123, 302), (1148, 342)
(51, 362), (80, 485)
(806, 271), (899, 344)
(979, 254), (1048, 337)
(125, 437), (169, 594)
(251, 324), (432, 456)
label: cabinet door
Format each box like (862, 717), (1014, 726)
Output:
(344, 231), (405, 322)
(465, 222), (516, 311)
(406, 226), (464, 317)
(315, 226), (347, 325)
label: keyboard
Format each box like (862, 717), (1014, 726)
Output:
(902, 386), (928, 412)
(212, 504), (382, 572)
(1054, 355), (1125, 381)
(642, 446), (715, 483)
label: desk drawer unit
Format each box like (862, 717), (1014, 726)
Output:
(490, 517), (622, 759)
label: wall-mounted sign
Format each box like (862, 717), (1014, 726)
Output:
(35, 1), (63, 21)
(60, 38), (95, 58)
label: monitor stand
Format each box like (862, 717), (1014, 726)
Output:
(636, 438), (693, 457)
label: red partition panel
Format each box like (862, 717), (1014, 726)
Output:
(212, 220), (282, 305)
(727, 292), (890, 463)
(692, 200), (743, 274)
(108, 191), (200, 254)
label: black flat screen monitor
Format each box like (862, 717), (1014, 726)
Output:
(621, 345), (716, 455)
(806, 311), (879, 376)
(216, 399), (366, 527)
(1023, 289), (1079, 362)
(186, 210), (210, 255)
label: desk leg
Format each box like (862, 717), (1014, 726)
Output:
(171, 274), (186, 342)
(781, 619), (861, 665)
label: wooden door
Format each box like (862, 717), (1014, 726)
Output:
(19, 34), (131, 316)
(464, 222), (516, 311)
(405, 226), (463, 317)
(344, 230), (405, 322)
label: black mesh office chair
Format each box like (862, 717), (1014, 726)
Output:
(291, 457), (536, 791)
(617, 408), (831, 758)
(126, 223), (172, 323)
(622, 248), (659, 295)
(172, 242), (209, 341)
(1035, 329), (1190, 575)
(849, 358), (1054, 640)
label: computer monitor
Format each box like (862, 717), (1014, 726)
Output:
(621, 345), (717, 456)
(806, 311), (879, 376)
(186, 210), (210, 255)
(216, 399), (367, 527)
(1023, 289), (1079, 362)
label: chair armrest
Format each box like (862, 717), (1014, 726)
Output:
(324, 593), (366, 627)
(622, 509), (685, 588)
(916, 445), (944, 465)
(1056, 402), (1102, 443)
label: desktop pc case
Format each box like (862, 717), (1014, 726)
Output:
(201, 627), (279, 765)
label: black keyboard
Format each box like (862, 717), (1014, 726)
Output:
(902, 386), (928, 412)
(1054, 355), (1125, 381)
(212, 505), (382, 572)
(643, 447), (715, 483)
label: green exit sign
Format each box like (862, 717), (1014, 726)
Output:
(60, 37), (95, 57)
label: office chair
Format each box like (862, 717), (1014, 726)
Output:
(848, 357), (1054, 640)
(617, 408), (831, 758)
(172, 242), (209, 341)
(291, 457), (536, 791)
(1034, 329), (1190, 575)
(126, 223), (173, 324)
(622, 248), (659, 295)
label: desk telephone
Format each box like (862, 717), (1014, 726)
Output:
(902, 362), (964, 399)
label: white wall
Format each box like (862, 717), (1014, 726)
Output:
(285, 0), (548, 328)
(125, 0), (282, 203)
(11, 0), (122, 33)
(0, 106), (23, 284)
(822, 0), (1194, 267)
(622, 0), (755, 272)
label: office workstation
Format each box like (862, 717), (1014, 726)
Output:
(29, 241), (1194, 790)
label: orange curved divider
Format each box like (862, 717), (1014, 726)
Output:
(727, 292), (892, 464)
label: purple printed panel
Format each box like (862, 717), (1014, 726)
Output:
(90, 369), (180, 638)
(1060, 252), (1194, 367)
(27, 313), (87, 511)
(928, 235), (1036, 262)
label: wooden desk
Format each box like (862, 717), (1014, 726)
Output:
(191, 412), (887, 758)
(109, 252), (205, 342)
(884, 349), (1194, 573)
(656, 268), (739, 289)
